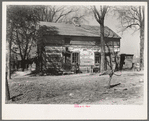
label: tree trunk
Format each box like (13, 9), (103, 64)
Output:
(140, 25), (144, 70)
(8, 23), (13, 79)
(139, 6), (144, 70)
(100, 23), (106, 73)
(39, 46), (44, 73)
(9, 39), (12, 79)
(36, 44), (41, 73)
(6, 41), (10, 100)
(108, 76), (112, 89)
(21, 59), (26, 71)
(6, 72), (10, 101)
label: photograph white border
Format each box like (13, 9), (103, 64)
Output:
(2, 2), (148, 120)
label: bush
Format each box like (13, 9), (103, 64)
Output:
(44, 67), (63, 75)
(62, 63), (71, 71)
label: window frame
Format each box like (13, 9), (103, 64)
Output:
(94, 52), (101, 64)
(71, 52), (79, 64)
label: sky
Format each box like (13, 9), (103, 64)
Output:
(87, 12), (140, 57)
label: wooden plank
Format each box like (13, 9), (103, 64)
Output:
(70, 40), (96, 45)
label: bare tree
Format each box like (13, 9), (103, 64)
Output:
(7, 5), (39, 71)
(35, 5), (78, 23)
(115, 6), (144, 69)
(6, 20), (14, 79)
(58, 6), (90, 25)
(97, 24), (121, 89)
(91, 5), (109, 73)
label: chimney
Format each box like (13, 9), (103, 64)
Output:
(72, 17), (81, 27)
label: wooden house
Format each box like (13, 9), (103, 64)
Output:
(38, 22), (121, 73)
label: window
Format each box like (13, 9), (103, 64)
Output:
(95, 52), (101, 64)
(72, 53), (79, 63)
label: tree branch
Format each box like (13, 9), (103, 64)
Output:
(54, 9), (75, 23)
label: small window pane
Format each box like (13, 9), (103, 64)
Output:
(72, 53), (79, 63)
(95, 52), (100, 64)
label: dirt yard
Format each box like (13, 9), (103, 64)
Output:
(6, 70), (144, 105)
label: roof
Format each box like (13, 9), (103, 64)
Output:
(120, 53), (134, 56)
(39, 21), (121, 39)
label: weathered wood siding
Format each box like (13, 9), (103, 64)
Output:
(43, 35), (120, 72)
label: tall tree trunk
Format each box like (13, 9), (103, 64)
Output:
(8, 23), (13, 79)
(139, 6), (144, 70)
(36, 58), (40, 72)
(9, 39), (12, 79)
(100, 23), (106, 73)
(21, 59), (26, 71)
(39, 46), (44, 73)
(140, 25), (144, 69)
(36, 44), (41, 73)
(6, 42), (10, 101)
(6, 72), (10, 101)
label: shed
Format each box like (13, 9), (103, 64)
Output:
(120, 54), (134, 70)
